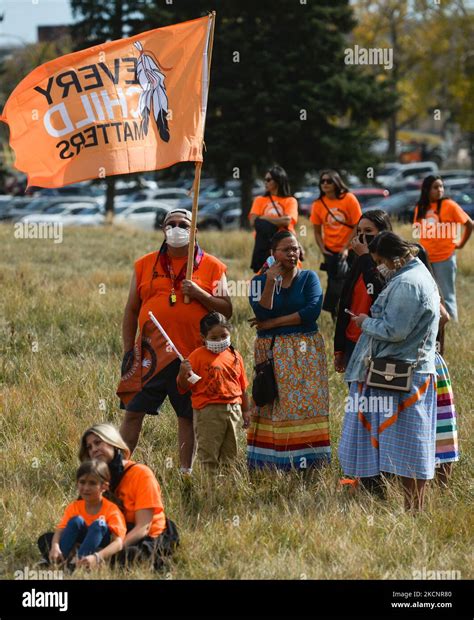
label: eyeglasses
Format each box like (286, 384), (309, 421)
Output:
(320, 178), (334, 185)
(264, 176), (274, 182)
(164, 222), (191, 229)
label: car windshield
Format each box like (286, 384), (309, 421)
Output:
(115, 205), (130, 214)
(379, 166), (400, 176)
(77, 207), (99, 214)
(43, 206), (67, 214)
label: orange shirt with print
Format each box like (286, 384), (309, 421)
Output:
(135, 250), (227, 359)
(249, 195), (298, 232)
(413, 199), (469, 263)
(310, 192), (362, 252)
(115, 462), (166, 538)
(178, 346), (249, 410)
(57, 497), (127, 540)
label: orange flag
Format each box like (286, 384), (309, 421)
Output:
(0, 15), (214, 188)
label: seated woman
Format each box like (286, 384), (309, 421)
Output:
(38, 423), (178, 570)
(338, 232), (440, 511)
(247, 231), (330, 470)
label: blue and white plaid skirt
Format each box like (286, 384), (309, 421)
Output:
(338, 373), (437, 480)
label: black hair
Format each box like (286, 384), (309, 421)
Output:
(358, 209), (393, 232)
(416, 175), (444, 219)
(270, 230), (297, 252)
(200, 311), (232, 337)
(370, 231), (419, 261)
(266, 165), (292, 198)
(318, 169), (349, 199)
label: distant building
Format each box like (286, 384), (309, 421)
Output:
(38, 25), (71, 43)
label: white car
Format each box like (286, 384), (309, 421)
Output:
(115, 188), (189, 210)
(114, 201), (173, 230)
(20, 203), (104, 227)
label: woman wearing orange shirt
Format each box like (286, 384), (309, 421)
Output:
(249, 165), (298, 273)
(80, 423), (177, 569)
(117, 209), (232, 472)
(310, 170), (362, 320)
(413, 175), (473, 321)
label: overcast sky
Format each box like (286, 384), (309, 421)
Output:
(0, 0), (73, 45)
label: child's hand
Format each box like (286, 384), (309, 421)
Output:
(179, 359), (193, 379)
(76, 554), (98, 569)
(242, 410), (251, 429)
(49, 544), (63, 564)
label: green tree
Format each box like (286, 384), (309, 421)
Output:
(69, 0), (148, 218)
(145, 0), (396, 225)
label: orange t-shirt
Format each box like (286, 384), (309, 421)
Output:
(115, 462), (166, 538)
(310, 192), (362, 252)
(57, 497), (127, 540)
(345, 274), (373, 343)
(413, 199), (469, 263)
(135, 250), (227, 359)
(249, 195), (298, 232)
(178, 346), (249, 410)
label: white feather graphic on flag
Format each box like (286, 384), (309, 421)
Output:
(134, 41), (170, 142)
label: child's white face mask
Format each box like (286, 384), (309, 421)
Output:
(205, 336), (231, 354)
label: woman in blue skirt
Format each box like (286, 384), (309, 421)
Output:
(338, 232), (440, 511)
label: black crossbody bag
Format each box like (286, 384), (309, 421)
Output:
(252, 335), (278, 407)
(365, 330), (430, 393)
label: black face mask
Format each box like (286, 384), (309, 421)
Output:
(359, 233), (375, 245)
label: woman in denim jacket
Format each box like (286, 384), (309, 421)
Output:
(338, 232), (440, 511)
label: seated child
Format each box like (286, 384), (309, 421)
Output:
(177, 311), (250, 470)
(47, 459), (126, 569)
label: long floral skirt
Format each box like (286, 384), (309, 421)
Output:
(247, 332), (330, 470)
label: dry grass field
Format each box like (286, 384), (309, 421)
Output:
(0, 219), (473, 581)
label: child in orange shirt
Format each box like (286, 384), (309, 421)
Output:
(48, 460), (126, 569)
(177, 312), (250, 470)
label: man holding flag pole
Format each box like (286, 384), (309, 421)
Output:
(1, 12), (230, 471)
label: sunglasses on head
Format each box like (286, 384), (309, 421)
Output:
(320, 178), (334, 185)
(165, 221), (191, 229)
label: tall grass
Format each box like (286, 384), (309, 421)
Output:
(0, 220), (472, 580)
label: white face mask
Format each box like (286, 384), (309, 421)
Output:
(165, 226), (190, 247)
(377, 263), (396, 279)
(205, 336), (231, 354)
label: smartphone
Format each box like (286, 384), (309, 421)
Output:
(344, 308), (357, 317)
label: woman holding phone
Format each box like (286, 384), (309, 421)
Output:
(334, 210), (392, 372)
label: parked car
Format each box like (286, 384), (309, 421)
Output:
(20, 202), (105, 226)
(115, 188), (189, 209)
(195, 198), (241, 230)
(375, 162), (439, 193)
(449, 190), (474, 219)
(33, 182), (104, 199)
(115, 201), (173, 230)
(3, 196), (102, 222)
(220, 207), (242, 230)
(363, 190), (420, 222)
(295, 187), (318, 217)
(178, 180), (264, 211)
(352, 187), (390, 209)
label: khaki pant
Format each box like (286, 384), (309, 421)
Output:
(194, 403), (242, 469)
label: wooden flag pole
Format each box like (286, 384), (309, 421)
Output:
(184, 11), (216, 304)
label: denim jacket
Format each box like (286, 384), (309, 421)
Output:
(345, 257), (440, 383)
